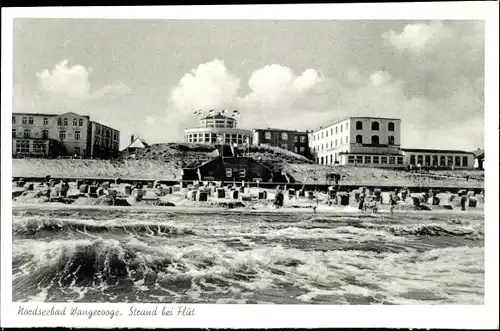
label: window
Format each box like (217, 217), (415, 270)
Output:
(42, 129), (49, 139)
(397, 157), (403, 165)
(335, 139), (338, 147)
(226, 169), (233, 178)
(294, 147), (299, 153)
(340, 124), (343, 132)
(389, 157), (396, 165)
(356, 135), (363, 144)
(325, 131), (329, 138)
(265, 132), (271, 140)
(330, 154), (333, 164)
(95, 137), (101, 145)
(33, 141), (46, 155)
(16, 140), (30, 153)
(294, 136), (298, 143)
(335, 127), (338, 134)
(193, 135), (198, 143)
(371, 121), (379, 130)
(388, 122), (395, 131)
(22, 117), (27, 124)
(57, 118), (62, 126)
(74, 147), (81, 156)
(330, 141), (333, 148)
(432, 155), (438, 166)
(425, 155), (431, 166)
(239, 169), (246, 177)
(75, 131), (81, 140)
(12, 129), (16, 137)
(300, 136), (306, 143)
(417, 155), (423, 165)
(410, 155), (416, 165)
(373, 156), (380, 164)
(455, 156), (461, 166)
(64, 118), (68, 126)
(330, 128), (333, 135)
(447, 156), (453, 166)
(381, 156), (387, 164)
(205, 133), (210, 143)
(340, 138), (343, 144)
(43, 118), (48, 125)
(73, 119), (77, 126)
(12, 116), (16, 124)
(462, 156), (468, 167)
(346, 122), (348, 130)
(321, 132), (324, 139)
(388, 135), (395, 145)
(23, 129), (31, 138)
(348, 156), (355, 163)
(321, 144), (323, 151)
(59, 130), (66, 140)
(371, 135), (379, 144)
(356, 156), (363, 163)
(79, 119), (83, 126)
(356, 121), (363, 130)
(320, 157), (324, 165)
(28, 117), (33, 125)
(346, 136), (348, 144)
(300, 147), (305, 153)
(440, 156), (446, 166)
(364, 156), (371, 163)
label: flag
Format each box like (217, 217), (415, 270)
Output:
(221, 109), (227, 115)
(193, 110), (198, 115)
(232, 110), (240, 116)
(208, 109), (214, 116)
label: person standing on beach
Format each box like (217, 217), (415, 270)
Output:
(460, 194), (467, 211)
(389, 193), (397, 214)
(358, 192), (365, 212)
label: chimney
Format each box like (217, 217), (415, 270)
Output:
(131, 135), (135, 143)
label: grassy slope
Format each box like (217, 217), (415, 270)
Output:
(12, 143), (484, 188)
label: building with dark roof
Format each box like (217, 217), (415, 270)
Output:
(252, 128), (311, 158)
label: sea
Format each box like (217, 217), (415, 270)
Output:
(12, 206), (484, 304)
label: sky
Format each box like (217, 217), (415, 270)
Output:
(12, 19), (484, 151)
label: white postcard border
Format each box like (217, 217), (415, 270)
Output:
(1, 2), (499, 329)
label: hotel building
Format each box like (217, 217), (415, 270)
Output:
(184, 112), (252, 146)
(309, 116), (475, 169)
(252, 128), (311, 158)
(309, 116), (404, 167)
(12, 112), (120, 158)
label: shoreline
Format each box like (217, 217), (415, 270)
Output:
(12, 202), (484, 216)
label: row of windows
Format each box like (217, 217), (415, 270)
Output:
(312, 136), (350, 152)
(313, 122), (348, 141)
(355, 121), (395, 131)
(185, 133), (249, 144)
(313, 121), (396, 141)
(409, 154), (469, 167)
(348, 155), (404, 165)
(13, 129), (50, 139)
(13, 116), (50, 125)
(263, 132), (307, 142)
(226, 169), (246, 178)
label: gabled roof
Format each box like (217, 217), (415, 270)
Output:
(473, 148), (484, 157)
(126, 137), (148, 149)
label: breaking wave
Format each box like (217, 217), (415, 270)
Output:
(12, 208), (484, 304)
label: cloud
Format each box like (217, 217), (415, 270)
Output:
(36, 60), (131, 99)
(242, 65), (324, 107)
(170, 59), (240, 112)
(382, 21), (452, 54)
(36, 60), (91, 98)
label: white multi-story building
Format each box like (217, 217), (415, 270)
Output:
(309, 116), (404, 167)
(184, 112), (252, 146)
